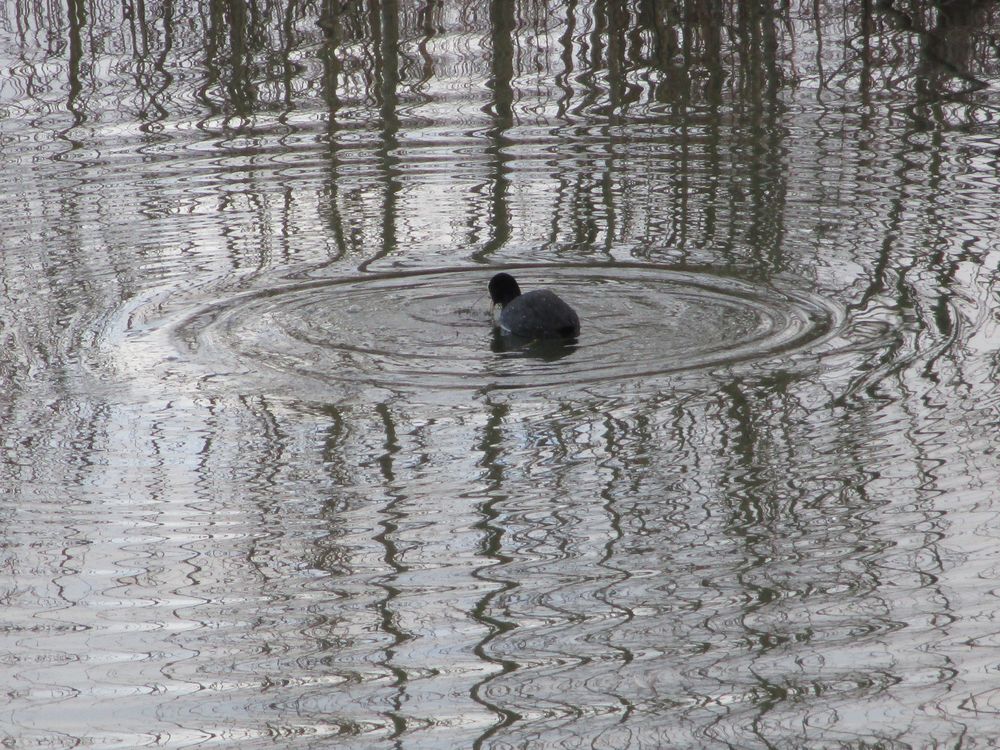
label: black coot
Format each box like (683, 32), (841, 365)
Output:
(488, 272), (580, 339)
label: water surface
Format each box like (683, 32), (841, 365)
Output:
(3, 1), (1000, 747)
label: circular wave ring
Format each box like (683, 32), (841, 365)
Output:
(167, 265), (840, 391)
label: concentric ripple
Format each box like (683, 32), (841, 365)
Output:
(166, 264), (840, 392)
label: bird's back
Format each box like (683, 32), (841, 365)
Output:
(499, 289), (580, 339)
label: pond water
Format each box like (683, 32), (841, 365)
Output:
(4, 1), (1000, 747)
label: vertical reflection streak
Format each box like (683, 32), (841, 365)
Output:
(359, 0), (402, 272)
(64, 0), (86, 135)
(415, 0), (440, 92)
(470, 400), (522, 749)
(277, 0), (300, 122)
(372, 401), (411, 742)
(473, 0), (515, 264)
(319, 0), (350, 266)
(594, 410), (637, 723)
(555, 0), (577, 119)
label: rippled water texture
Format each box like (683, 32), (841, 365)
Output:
(142, 265), (838, 392)
(5, 1), (1000, 748)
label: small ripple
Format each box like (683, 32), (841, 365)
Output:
(133, 263), (840, 396)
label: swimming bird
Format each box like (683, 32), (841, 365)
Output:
(488, 272), (580, 339)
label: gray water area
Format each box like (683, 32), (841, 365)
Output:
(4, 1), (1000, 747)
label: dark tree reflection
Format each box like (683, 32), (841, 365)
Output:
(3, 0), (997, 130)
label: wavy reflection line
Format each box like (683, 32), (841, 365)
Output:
(470, 399), (522, 748)
(593, 405), (643, 722)
(371, 400), (413, 742)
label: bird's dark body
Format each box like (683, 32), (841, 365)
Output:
(498, 289), (580, 339)
(488, 272), (580, 340)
